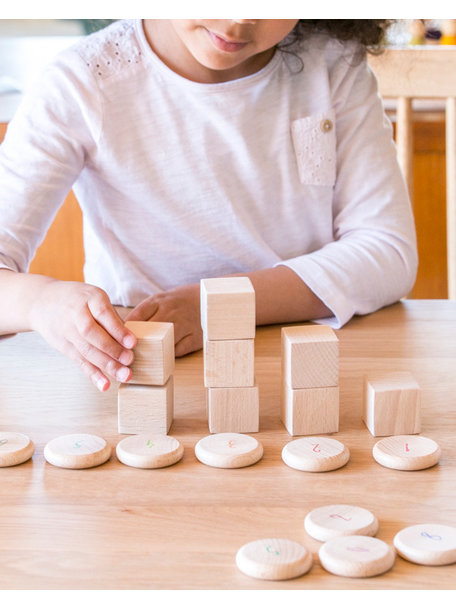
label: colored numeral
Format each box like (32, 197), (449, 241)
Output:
(421, 531), (442, 541)
(266, 545), (280, 556)
(329, 513), (352, 522)
(312, 443), (320, 453)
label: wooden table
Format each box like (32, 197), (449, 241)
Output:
(1, 300), (455, 590)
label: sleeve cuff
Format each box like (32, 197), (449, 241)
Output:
(275, 257), (356, 329)
(0, 257), (20, 273)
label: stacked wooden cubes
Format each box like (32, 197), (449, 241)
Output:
(201, 277), (258, 433)
(281, 325), (339, 436)
(363, 371), (421, 436)
(118, 321), (175, 434)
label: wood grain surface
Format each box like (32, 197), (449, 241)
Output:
(0, 300), (455, 589)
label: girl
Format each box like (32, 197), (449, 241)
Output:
(0, 20), (417, 392)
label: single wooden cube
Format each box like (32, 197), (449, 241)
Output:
(125, 321), (174, 385)
(118, 377), (174, 435)
(363, 372), (421, 437)
(207, 385), (259, 433)
(282, 325), (338, 389)
(200, 277), (255, 340)
(281, 384), (339, 436)
(204, 338), (254, 388)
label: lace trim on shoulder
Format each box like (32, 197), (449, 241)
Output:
(75, 20), (143, 80)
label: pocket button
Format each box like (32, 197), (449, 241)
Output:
(320, 119), (333, 133)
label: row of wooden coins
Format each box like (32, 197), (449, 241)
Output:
(0, 431), (442, 472)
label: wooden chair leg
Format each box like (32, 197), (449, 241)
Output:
(396, 97), (414, 201)
(446, 97), (456, 299)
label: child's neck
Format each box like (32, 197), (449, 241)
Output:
(143, 20), (276, 84)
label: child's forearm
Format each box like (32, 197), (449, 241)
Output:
(0, 269), (55, 334)
(125, 265), (333, 358)
(241, 265), (332, 326)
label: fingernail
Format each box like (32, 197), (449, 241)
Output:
(119, 350), (134, 366)
(117, 367), (131, 383)
(96, 377), (109, 392)
(123, 334), (136, 349)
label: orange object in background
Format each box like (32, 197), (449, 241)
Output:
(441, 19), (456, 45)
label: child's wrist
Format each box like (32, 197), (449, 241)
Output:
(27, 275), (59, 331)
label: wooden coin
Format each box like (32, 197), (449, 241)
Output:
(44, 433), (111, 469)
(0, 432), (34, 467)
(281, 437), (350, 472)
(319, 535), (395, 577)
(304, 504), (379, 542)
(116, 434), (184, 469)
(373, 435), (441, 471)
(394, 523), (456, 565)
(195, 433), (263, 469)
(236, 538), (312, 580)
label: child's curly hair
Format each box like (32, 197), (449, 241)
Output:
(285, 19), (393, 56)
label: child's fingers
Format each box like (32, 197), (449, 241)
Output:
(71, 331), (132, 384)
(72, 312), (133, 381)
(87, 290), (137, 349)
(175, 332), (202, 357)
(62, 339), (111, 392)
(74, 307), (134, 367)
(124, 297), (159, 322)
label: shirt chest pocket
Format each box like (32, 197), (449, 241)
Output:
(291, 110), (336, 187)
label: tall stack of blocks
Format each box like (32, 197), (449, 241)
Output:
(118, 321), (175, 435)
(201, 277), (259, 433)
(281, 325), (339, 436)
(363, 371), (421, 436)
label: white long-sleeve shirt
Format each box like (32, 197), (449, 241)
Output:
(0, 19), (417, 328)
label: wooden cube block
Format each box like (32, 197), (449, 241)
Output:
(204, 339), (254, 387)
(125, 321), (174, 385)
(118, 377), (174, 434)
(282, 325), (338, 389)
(207, 385), (259, 433)
(200, 277), (255, 340)
(363, 372), (421, 437)
(281, 385), (339, 436)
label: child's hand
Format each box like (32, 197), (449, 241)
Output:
(125, 283), (202, 356)
(29, 280), (137, 391)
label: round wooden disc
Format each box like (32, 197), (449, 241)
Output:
(373, 435), (441, 471)
(281, 437), (350, 472)
(394, 523), (456, 565)
(236, 538), (312, 580)
(195, 433), (263, 469)
(319, 535), (395, 578)
(44, 433), (112, 469)
(0, 432), (35, 467)
(304, 504), (379, 542)
(116, 434), (184, 469)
